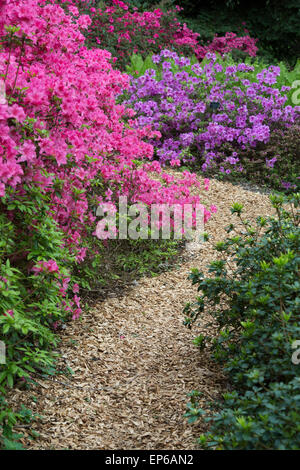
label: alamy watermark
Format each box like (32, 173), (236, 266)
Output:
(291, 340), (300, 365)
(0, 80), (6, 105)
(291, 80), (300, 105)
(95, 197), (205, 249)
(0, 341), (6, 365)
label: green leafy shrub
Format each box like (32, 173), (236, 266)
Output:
(184, 193), (300, 449)
(0, 185), (75, 449)
(0, 395), (39, 450)
(0, 187), (74, 385)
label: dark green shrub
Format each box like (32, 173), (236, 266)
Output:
(177, 0), (300, 65)
(184, 193), (300, 449)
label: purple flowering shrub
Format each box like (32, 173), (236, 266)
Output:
(124, 50), (300, 190)
(250, 123), (300, 191)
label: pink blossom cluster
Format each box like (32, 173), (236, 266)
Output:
(0, 0), (212, 319)
(68, 0), (257, 69)
(195, 32), (258, 59)
(30, 260), (81, 320)
(32, 260), (60, 274)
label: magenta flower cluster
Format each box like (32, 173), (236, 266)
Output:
(124, 50), (300, 175)
(0, 2), (214, 322)
(70, 0), (257, 70)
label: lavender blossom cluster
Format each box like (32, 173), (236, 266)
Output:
(125, 50), (300, 178)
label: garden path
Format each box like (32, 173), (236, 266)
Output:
(11, 175), (274, 449)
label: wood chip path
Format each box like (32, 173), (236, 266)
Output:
(9, 175), (275, 449)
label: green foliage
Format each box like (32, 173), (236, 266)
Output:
(115, 239), (179, 275)
(121, 0), (174, 11)
(0, 396), (39, 450)
(184, 193), (300, 449)
(0, 187), (72, 384)
(0, 185), (75, 448)
(126, 53), (158, 77)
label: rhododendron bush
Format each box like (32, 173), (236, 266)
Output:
(123, 50), (300, 190)
(63, 0), (257, 70)
(0, 0), (213, 435)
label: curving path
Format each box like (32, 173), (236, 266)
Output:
(10, 175), (274, 449)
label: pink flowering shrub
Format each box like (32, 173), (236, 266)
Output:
(196, 32), (258, 60)
(0, 1), (214, 436)
(64, 0), (257, 70)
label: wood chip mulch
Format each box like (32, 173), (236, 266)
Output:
(7, 175), (275, 449)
